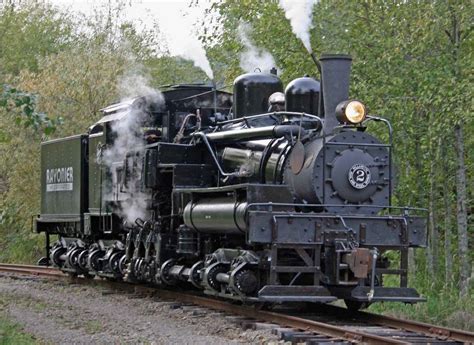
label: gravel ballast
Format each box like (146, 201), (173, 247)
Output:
(0, 274), (279, 344)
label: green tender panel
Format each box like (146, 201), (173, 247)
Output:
(88, 132), (105, 211)
(40, 134), (85, 216)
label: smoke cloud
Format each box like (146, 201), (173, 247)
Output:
(279, 0), (318, 53)
(238, 22), (277, 73)
(157, 3), (214, 79)
(177, 40), (214, 80)
(103, 69), (163, 224)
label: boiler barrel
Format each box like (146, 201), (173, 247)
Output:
(183, 197), (247, 234)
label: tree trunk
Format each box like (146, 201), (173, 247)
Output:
(454, 124), (470, 297)
(426, 110), (438, 277)
(442, 143), (453, 287)
(428, 152), (437, 277)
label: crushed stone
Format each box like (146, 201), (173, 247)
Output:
(0, 274), (281, 344)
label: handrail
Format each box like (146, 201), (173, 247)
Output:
(246, 202), (428, 214)
(364, 115), (393, 206)
(216, 111), (323, 127)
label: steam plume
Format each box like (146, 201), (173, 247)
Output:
(103, 70), (163, 224)
(238, 22), (277, 73)
(178, 40), (214, 80)
(279, 0), (318, 53)
(157, 3), (214, 79)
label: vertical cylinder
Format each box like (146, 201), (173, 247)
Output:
(233, 72), (283, 118)
(319, 54), (352, 134)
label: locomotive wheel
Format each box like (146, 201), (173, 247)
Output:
(66, 248), (81, 269)
(233, 269), (258, 295)
(160, 259), (177, 285)
(109, 252), (124, 275)
(77, 250), (89, 271)
(87, 250), (102, 272)
(50, 246), (66, 268)
(204, 263), (228, 292)
(118, 255), (128, 275)
(188, 261), (204, 289)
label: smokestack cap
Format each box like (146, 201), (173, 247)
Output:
(319, 54), (352, 61)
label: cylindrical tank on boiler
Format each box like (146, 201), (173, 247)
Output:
(285, 76), (320, 116)
(233, 72), (283, 118)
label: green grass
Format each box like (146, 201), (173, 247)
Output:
(0, 293), (44, 345)
(84, 320), (103, 334)
(0, 228), (45, 264)
(0, 317), (38, 345)
(369, 263), (474, 331)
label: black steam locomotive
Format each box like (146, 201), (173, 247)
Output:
(35, 54), (427, 309)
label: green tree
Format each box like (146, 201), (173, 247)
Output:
(202, 0), (473, 327)
(0, 2), (74, 78)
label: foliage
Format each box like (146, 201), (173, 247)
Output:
(0, 85), (62, 141)
(370, 267), (474, 331)
(146, 56), (210, 87)
(0, 317), (38, 345)
(0, 1), (173, 263)
(0, 2), (75, 77)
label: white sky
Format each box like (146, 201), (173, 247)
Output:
(48, 0), (216, 77)
(50, 0), (211, 56)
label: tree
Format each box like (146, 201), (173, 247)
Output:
(201, 0), (473, 321)
(0, 2), (74, 78)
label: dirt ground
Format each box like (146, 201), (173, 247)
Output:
(0, 274), (280, 344)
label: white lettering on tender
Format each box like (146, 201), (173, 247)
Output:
(46, 167), (74, 192)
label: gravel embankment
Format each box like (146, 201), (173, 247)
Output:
(0, 274), (279, 344)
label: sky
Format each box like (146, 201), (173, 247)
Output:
(50, 0), (210, 56)
(49, 0), (216, 78)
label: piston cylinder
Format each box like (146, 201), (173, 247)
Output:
(183, 197), (247, 234)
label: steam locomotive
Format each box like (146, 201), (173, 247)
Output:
(35, 54), (427, 309)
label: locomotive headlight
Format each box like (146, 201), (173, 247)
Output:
(336, 100), (367, 124)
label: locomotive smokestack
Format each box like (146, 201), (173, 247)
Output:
(320, 54), (352, 134)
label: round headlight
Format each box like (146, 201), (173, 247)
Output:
(336, 100), (367, 124)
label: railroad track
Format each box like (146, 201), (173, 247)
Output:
(1, 263), (472, 344)
(0, 263), (64, 277)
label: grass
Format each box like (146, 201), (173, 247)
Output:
(84, 320), (103, 334)
(0, 293), (46, 345)
(368, 258), (474, 331)
(0, 232), (44, 264)
(0, 317), (38, 345)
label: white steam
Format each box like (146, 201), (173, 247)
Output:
(118, 72), (162, 103)
(177, 40), (214, 80)
(103, 71), (163, 224)
(238, 22), (277, 73)
(279, 0), (318, 53)
(157, 3), (214, 79)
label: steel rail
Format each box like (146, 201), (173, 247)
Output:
(358, 310), (474, 343)
(148, 288), (407, 344)
(309, 303), (474, 344)
(1, 264), (472, 344)
(0, 263), (64, 277)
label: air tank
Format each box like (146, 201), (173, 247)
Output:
(233, 72), (283, 118)
(285, 76), (320, 116)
